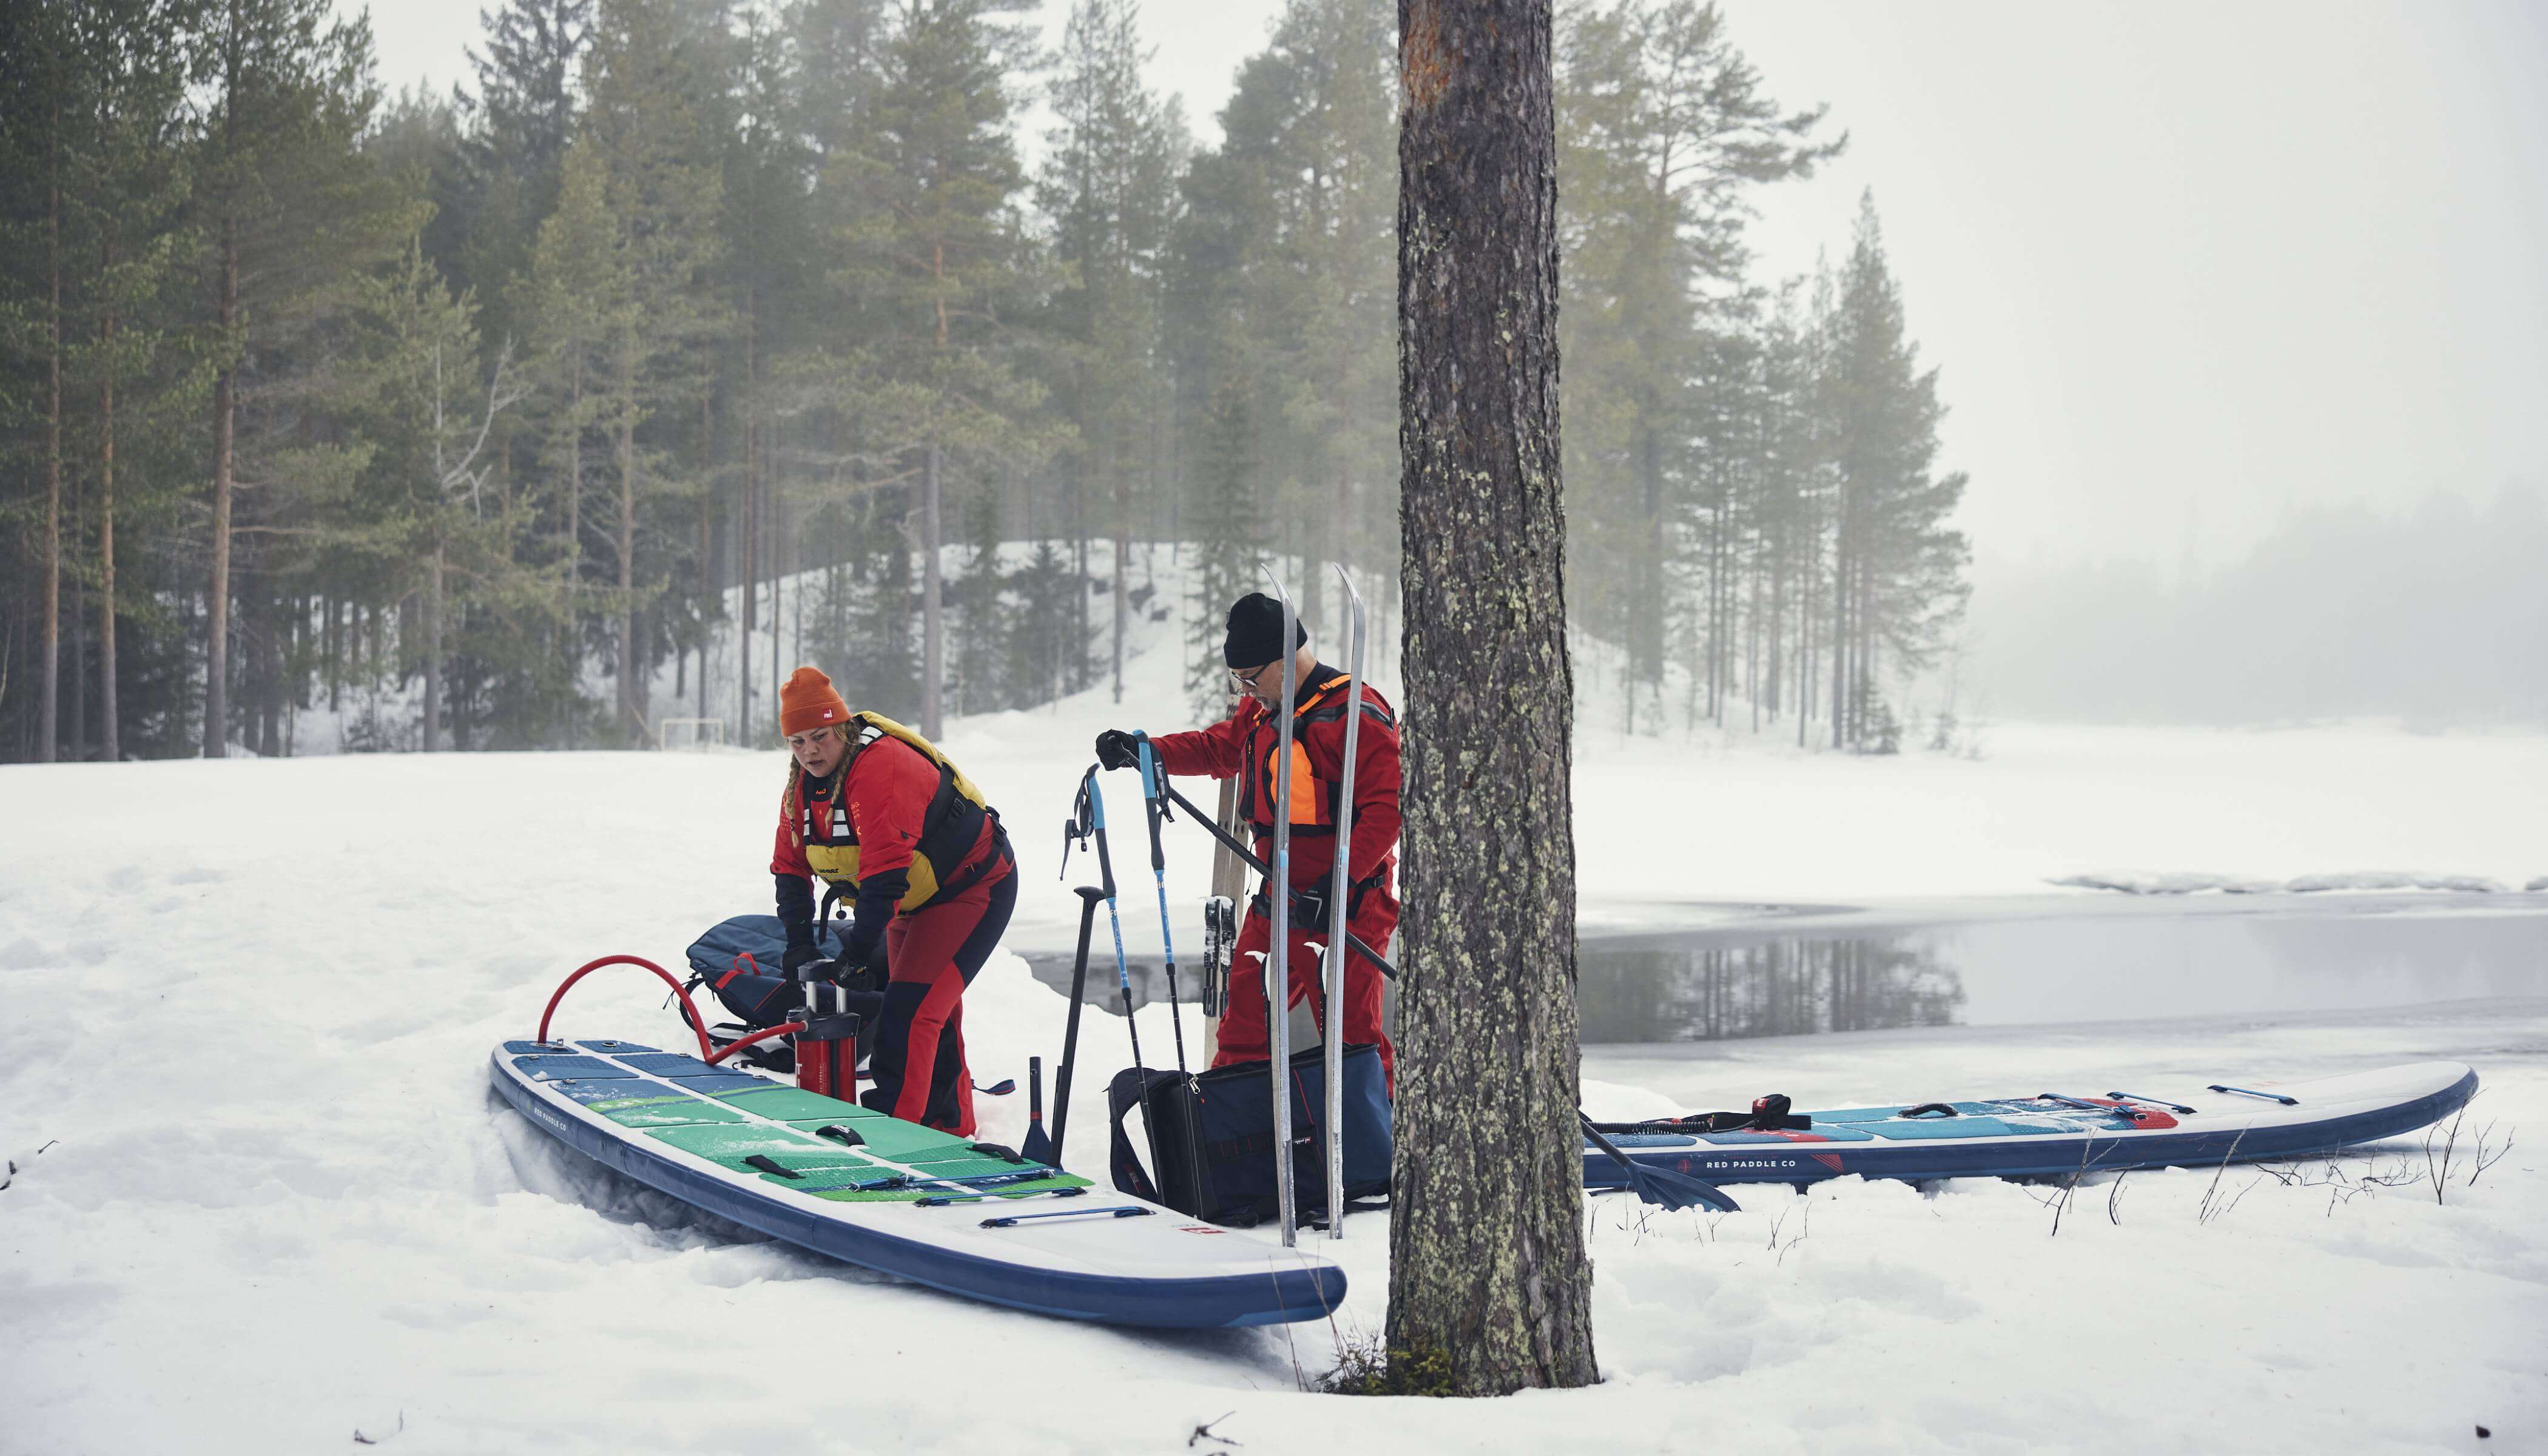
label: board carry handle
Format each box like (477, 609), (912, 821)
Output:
(1899, 1102), (1960, 1119)
(2032, 1093), (2115, 1111)
(980, 1205), (1154, 1229)
(2106, 1091), (2199, 1114)
(2208, 1084), (2299, 1105)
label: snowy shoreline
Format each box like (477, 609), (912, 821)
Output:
(4, 715), (2543, 1452)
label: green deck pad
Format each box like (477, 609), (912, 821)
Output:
(777, 1116), (974, 1160)
(645, 1122), (874, 1168)
(595, 1093), (748, 1129)
(715, 1085), (877, 1121)
(806, 1174), (1091, 1204)
(898, 1150), (1058, 1182)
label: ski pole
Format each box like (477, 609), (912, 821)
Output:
(1086, 766), (1162, 1185)
(1133, 735), (1191, 1076)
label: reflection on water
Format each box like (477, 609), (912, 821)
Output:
(1578, 940), (1966, 1043)
(1578, 895), (2547, 1045)
(1023, 895), (2548, 1044)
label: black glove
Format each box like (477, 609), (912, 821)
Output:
(1094, 729), (1142, 771)
(782, 941), (823, 974)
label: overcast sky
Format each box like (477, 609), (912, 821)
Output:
(352, 0), (2548, 575)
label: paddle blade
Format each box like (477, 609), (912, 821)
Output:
(1020, 1058), (1055, 1165)
(1580, 1110), (1742, 1213)
(1621, 1162), (1740, 1214)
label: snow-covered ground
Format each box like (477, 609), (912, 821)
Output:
(5, 608), (2544, 1452)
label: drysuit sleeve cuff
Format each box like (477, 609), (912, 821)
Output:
(775, 874), (817, 949)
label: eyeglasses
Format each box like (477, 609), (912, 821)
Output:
(786, 726), (836, 751)
(1227, 662), (1276, 693)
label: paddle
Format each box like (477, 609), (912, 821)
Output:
(1021, 1056), (1055, 1165)
(1579, 1112), (1741, 1213)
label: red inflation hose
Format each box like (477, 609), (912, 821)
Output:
(704, 1021), (805, 1067)
(536, 954), (716, 1061)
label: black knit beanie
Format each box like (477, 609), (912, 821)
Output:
(1224, 592), (1308, 668)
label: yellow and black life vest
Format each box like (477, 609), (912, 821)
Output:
(785, 712), (998, 911)
(1239, 675), (1395, 837)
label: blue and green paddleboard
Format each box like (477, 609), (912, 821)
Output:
(491, 1039), (1345, 1328)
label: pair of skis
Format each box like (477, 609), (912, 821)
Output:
(1262, 564), (1369, 1248)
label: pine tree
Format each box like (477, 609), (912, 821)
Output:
(818, 0), (1048, 736)
(576, 0), (729, 744)
(1181, 374), (1261, 717)
(69, 0), (205, 762)
(1821, 192), (1967, 748)
(1040, 0), (1185, 705)
(189, 0), (410, 756)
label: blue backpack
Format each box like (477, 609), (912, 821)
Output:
(683, 914), (878, 1027)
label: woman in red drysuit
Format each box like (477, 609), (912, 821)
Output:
(772, 667), (1014, 1136)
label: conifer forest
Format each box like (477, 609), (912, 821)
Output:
(0, 0), (1969, 762)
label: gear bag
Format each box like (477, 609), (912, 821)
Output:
(682, 914), (886, 1041)
(1105, 1042), (1392, 1226)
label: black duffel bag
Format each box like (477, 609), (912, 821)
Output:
(1107, 1043), (1392, 1226)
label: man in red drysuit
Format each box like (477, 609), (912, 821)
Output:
(1096, 593), (1400, 1085)
(772, 666), (1014, 1136)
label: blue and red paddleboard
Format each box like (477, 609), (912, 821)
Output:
(1585, 1062), (2479, 1190)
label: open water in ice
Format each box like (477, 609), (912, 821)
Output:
(1023, 892), (2548, 1042)
(1574, 892), (2548, 1044)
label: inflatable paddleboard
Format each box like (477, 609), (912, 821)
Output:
(1585, 1062), (2479, 1191)
(491, 1038), (1346, 1328)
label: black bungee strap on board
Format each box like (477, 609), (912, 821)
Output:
(1586, 1093), (1813, 1136)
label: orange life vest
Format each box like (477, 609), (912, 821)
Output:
(1239, 674), (1395, 836)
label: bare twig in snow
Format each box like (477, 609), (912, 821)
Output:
(1190, 1412), (1241, 1448)
(2424, 1110), (2467, 1205)
(2469, 1122), (2513, 1188)
(2198, 1128), (2251, 1224)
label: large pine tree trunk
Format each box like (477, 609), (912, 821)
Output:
(1391, 0), (1597, 1396)
(205, 219), (237, 759)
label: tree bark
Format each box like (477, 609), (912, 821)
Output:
(1111, 448), (1127, 706)
(1390, 0), (1597, 1396)
(921, 439), (943, 738)
(422, 545), (444, 751)
(616, 337), (641, 744)
(41, 140), (61, 762)
(98, 242), (118, 763)
(206, 216), (237, 758)
(740, 289), (757, 737)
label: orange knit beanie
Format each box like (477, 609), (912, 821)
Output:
(779, 666), (851, 736)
